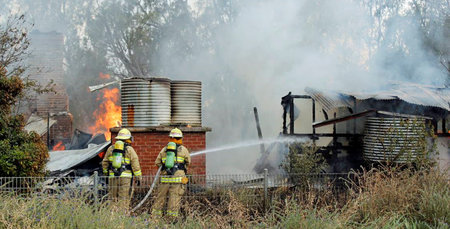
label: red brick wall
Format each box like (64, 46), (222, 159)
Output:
(41, 113), (73, 148)
(50, 113), (73, 143)
(36, 91), (69, 115)
(111, 130), (206, 175)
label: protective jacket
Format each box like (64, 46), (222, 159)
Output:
(153, 144), (190, 217)
(102, 144), (142, 178)
(155, 145), (191, 183)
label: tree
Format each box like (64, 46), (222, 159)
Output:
(0, 15), (48, 177)
(281, 142), (327, 186)
(362, 0), (450, 83)
(64, 0), (198, 129)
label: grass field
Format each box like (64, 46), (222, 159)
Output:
(0, 167), (448, 228)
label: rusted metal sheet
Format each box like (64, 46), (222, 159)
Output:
(121, 77), (171, 127)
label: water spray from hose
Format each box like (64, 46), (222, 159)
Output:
(190, 137), (306, 157)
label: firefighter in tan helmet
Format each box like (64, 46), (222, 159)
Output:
(102, 128), (142, 209)
(152, 128), (191, 218)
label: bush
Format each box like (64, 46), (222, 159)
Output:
(0, 16), (49, 177)
(281, 141), (327, 186)
(0, 115), (48, 176)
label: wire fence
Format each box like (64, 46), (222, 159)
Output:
(0, 171), (356, 211)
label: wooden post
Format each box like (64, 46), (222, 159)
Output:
(264, 168), (269, 212)
(253, 107), (266, 154)
(47, 112), (50, 149)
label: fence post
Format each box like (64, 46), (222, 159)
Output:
(263, 168), (268, 212)
(93, 171), (99, 205)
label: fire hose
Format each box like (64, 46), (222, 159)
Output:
(131, 166), (162, 212)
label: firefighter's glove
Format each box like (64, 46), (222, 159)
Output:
(136, 177), (142, 186)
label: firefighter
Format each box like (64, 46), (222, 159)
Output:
(102, 128), (142, 209)
(152, 128), (191, 218)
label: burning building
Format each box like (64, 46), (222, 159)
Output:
(46, 77), (210, 176)
(279, 83), (450, 172)
(109, 77), (210, 176)
(24, 31), (73, 151)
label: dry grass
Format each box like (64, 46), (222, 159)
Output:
(343, 165), (449, 226)
(0, 166), (448, 228)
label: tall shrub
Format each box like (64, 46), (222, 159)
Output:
(0, 15), (48, 176)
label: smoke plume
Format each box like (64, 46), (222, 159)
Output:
(2, 0), (448, 174)
(154, 0), (449, 173)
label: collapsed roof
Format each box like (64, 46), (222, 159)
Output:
(46, 142), (111, 173)
(24, 114), (57, 136)
(305, 83), (450, 114)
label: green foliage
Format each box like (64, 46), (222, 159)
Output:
(0, 115), (48, 177)
(281, 142), (327, 186)
(0, 16), (48, 177)
(0, 70), (23, 114)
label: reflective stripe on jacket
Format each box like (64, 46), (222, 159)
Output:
(161, 156), (185, 163)
(160, 176), (183, 183)
(155, 145), (191, 175)
(101, 145), (142, 178)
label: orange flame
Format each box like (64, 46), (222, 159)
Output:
(89, 87), (121, 141)
(52, 141), (65, 151)
(99, 72), (111, 79)
(98, 151), (106, 159)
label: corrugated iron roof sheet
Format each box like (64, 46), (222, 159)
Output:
(305, 83), (450, 112)
(304, 87), (353, 111)
(24, 114), (57, 136)
(46, 142), (111, 172)
(341, 83), (450, 111)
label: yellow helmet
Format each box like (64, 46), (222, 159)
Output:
(115, 128), (132, 140)
(114, 140), (125, 150)
(169, 128), (183, 138)
(167, 142), (177, 151)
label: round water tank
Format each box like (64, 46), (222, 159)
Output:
(121, 77), (171, 127)
(363, 117), (427, 163)
(171, 80), (202, 126)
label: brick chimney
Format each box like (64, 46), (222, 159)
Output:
(29, 31), (72, 148)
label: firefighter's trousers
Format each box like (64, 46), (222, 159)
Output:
(108, 177), (132, 208)
(153, 183), (185, 217)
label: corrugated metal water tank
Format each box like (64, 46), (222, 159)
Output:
(171, 80), (202, 126)
(121, 77), (171, 127)
(363, 117), (427, 163)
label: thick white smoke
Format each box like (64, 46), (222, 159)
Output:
(155, 0), (448, 173)
(3, 0), (447, 174)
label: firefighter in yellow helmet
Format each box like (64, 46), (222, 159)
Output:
(102, 128), (142, 209)
(152, 128), (191, 218)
